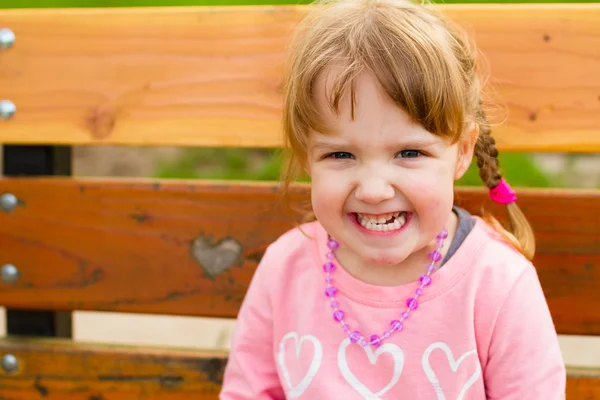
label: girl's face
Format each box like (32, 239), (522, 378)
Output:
(306, 69), (475, 273)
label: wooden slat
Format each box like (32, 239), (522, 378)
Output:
(0, 178), (598, 335)
(0, 337), (227, 399)
(566, 367), (600, 400)
(0, 4), (599, 150)
(0, 337), (596, 399)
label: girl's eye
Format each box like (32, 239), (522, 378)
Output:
(327, 152), (354, 160)
(397, 150), (421, 158)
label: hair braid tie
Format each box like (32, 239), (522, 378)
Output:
(489, 178), (517, 204)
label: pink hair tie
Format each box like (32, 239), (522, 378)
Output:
(489, 178), (517, 205)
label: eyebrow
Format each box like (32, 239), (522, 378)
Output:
(309, 136), (442, 152)
(309, 141), (342, 152)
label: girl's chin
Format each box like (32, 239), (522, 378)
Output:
(357, 251), (413, 267)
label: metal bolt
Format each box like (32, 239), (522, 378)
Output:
(0, 100), (16, 120)
(0, 193), (17, 212)
(1, 354), (18, 373)
(1, 264), (19, 284)
(0, 28), (15, 49)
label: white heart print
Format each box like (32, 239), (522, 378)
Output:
(277, 332), (323, 399)
(422, 342), (482, 400)
(338, 337), (405, 399)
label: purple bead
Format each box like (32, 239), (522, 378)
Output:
(330, 300), (339, 308)
(370, 335), (382, 348)
(420, 274), (432, 286)
(427, 264), (436, 273)
(437, 238), (445, 248)
(325, 286), (337, 297)
(358, 337), (368, 347)
(415, 287), (424, 296)
(391, 320), (404, 332)
(406, 297), (419, 310)
(333, 310), (345, 322)
(429, 250), (442, 262)
(326, 252), (335, 260)
(382, 330), (391, 339)
(323, 262), (336, 273)
(401, 311), (410, 319)
(325, 275), (333, 283)
(350, 331), (361, 343)
(327, 239), (340, 250)
(437, 228), (448, 239)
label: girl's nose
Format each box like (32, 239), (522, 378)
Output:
(354, 175), (395, 204)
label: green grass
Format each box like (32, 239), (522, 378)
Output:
(155, 148), (285, 181)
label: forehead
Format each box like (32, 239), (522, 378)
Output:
(311, 67), (435, 145)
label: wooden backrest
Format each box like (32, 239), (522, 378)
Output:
(0, 4), (599, 399)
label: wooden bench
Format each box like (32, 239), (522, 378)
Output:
(0, 3), (599, 398)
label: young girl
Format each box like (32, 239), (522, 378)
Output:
(220, 0), (566, 398)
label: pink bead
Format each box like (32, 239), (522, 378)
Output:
(333, 310), (345, 322)
(323, 262), (336, 273)
(342, 323), (351, 333)
(327, 239), (340, 250)
(358, 337), (368, 347)
(437, 228), (448, 239)
(401, 311), (410, 319)
(415, 288), (424, 296)
(325, 287), (337, 297)
(382, 330), (391, 339)
(429, 250), (442, 262)
(406, 298), (418, 310)
(437, 238), (444, 248)
(427, 264), (436, 273)
(326, 252), (335, 259)
(391, 320), (404, 332)
(420, 274), (432, 286)
(350, 331), (361, 343)
(330, 300), (339, 308)
(370, 335), (382, 348)
(325, 275), (333, 283)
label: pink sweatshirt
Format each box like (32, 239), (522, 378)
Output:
(220, 218), (566, 399)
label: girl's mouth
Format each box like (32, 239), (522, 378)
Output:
(354, 211), (409, 232)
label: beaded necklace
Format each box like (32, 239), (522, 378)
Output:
(323, 228), (448, 348)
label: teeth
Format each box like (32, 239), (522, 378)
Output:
(357, 212), (407, 232)
(397, 213), (406, 226)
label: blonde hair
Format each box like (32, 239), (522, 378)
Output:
(280, 0), (535, 260)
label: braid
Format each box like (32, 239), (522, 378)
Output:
(474, 107), (502, 190)
(474, 102), (536, 260)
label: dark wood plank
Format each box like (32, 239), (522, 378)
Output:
(0, 337), (226, 399)
(0, 178), (598, 335)
(566, 367), (600, 400)
(2, 145), (73, 340)
(0, 4), (599, 150)
(0, 337), (596, 399)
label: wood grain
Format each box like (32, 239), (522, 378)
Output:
(0, 337), (596, 399)
(0, 337), (227, 399)
(0, 4), (599, 150)
(0, 178), (598, 335)
(566, 367), (600, 400)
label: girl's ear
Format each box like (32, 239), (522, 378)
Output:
(454, 122), (479, 181)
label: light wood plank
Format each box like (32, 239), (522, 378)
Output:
(0, 178), (598, 335)
(0, 4), (598, 150)
(0, 337), (595, 398)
